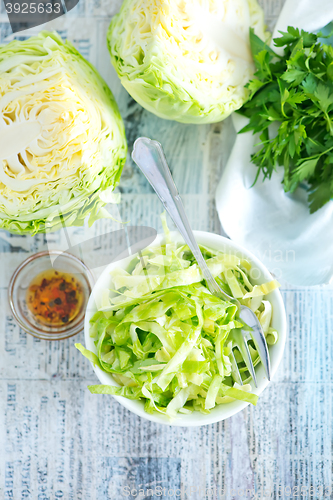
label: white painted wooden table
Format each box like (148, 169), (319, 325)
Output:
(1, 1), (333, 498)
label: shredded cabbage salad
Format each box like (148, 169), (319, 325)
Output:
(77, 219), (279, 419)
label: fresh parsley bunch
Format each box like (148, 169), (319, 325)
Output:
(239, 27), (333, 213)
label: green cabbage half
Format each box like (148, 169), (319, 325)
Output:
(0, 31), (127, 234)
(107, 0), (267, 124)
(77, 218), (279, 419)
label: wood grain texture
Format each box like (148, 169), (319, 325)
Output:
(1, 1), (333, 499)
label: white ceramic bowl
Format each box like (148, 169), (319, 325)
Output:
(84, 231), (287, 426)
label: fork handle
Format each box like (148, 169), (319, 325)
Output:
(132, 137), (233, 303)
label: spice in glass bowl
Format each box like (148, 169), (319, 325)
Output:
(26, 270), (84, 327)
(8, 251), (94, 340)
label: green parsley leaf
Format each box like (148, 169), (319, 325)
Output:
(309, 183), (333, 213)
(291, 157), (319, 183)
(238, 26), (333, 213)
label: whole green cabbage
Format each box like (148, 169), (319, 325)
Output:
(107, 0), (267, 124)
(0, 31), (127, 234)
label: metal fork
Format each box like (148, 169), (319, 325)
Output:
(132, 137), (270, 387)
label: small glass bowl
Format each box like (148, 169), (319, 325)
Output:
(8, 251), (94, 341)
